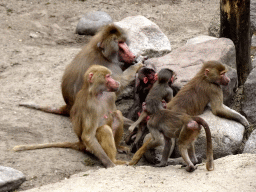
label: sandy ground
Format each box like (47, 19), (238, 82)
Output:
(24, 154), (256, 192)
(0, 0), (255, 191)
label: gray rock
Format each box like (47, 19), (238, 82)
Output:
(29, 32), (39, 39)
(0, 166), (26, 192)
(145, 38), (237, 105)
(242, 67), (256, 125)
(251, 35), (256, 65)
(75, 11), (113, 35)
(197, 108), (245, 159)
(208, 8), (220, 38)
(251, 34), (256, 47)
(186, 35), (217, 45)
(115, 15), (171, 58)
(243, 129), (256, 154)
(251, 56), (256, 69)
(251, 1), (256, 34)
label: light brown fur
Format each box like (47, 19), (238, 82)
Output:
(14, 65), (128, 168)
(167, 61), (249, 127)
(129, 111), (214, 172)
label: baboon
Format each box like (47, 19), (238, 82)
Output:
(20, 24), (142, 126)
(126, 67), (157, 122)
(126, 68), (176, 158)
(128, 67), (213, 172)
(14, 65), (128, 168)
(125, 67), (157, 147)
(128, 68), (176, 133)
(167, 60), (249, 127)
(129, 61), (250, 171)
(129, 111), (214, 172)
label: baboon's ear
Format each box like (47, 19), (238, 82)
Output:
(204, 69), (210, 76)
(143, 77), (148, 84)
(88, 72), (94, 83)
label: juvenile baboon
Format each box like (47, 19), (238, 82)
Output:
(129, 111), (214, 172)
(125, 68), (176, 161)
(125, 67), (157, 147)
(14, 65), (128, 168)
(128, 68), (176, 133)
(126, 67), (157, 122)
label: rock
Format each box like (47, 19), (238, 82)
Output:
(208, 8), (220, 38)
(242, 67), (256, 125)
(243, 129), (256, 154)
(75, 11), (113, 35)
(115, 15), (171, 58)
(251, 57), (256, 69)
(0, 166), (26, 192)
(29, 32), (39, 38)
(251, 1), (256, 34)
(186, 35), (217, 45)
(197, 108), (245, 159)
(144, 38), (237, 105)
(251, 35), (256, 66)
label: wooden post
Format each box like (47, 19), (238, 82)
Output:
(220, 0), (252, 86)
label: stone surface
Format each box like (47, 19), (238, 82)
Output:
(75, 11), (113, 35)
(0, 166), (26, 192)
(242, 67), (256, 125)
(115, 15), (171, 58)
(243, 129), (256, 154)
(186, 35), (217, 45)
(197, 108), (245, 159)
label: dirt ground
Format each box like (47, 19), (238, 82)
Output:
(0, 0), (255, 191)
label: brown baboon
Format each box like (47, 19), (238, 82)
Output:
(14, 65), (129, 168)
(128, 68), (176, 133)
(129, 111), (214, 172)
(126, 68), (176, 161)
(20, 24), (142, 127)
(167, 60), (249, 127)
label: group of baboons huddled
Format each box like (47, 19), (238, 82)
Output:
(14, 24), (249, 172)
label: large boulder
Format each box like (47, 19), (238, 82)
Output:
(75, 11), (113, 35)
(115, 15), (171, 58)
(0, 166), (26, 192)
(186, 35), (217, 45)
(197, 108), (245, 159)
(242, 67), (256, 125)
(243, 129), (256, 154)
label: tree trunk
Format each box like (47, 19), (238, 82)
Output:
(220, 0), (252, 86)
